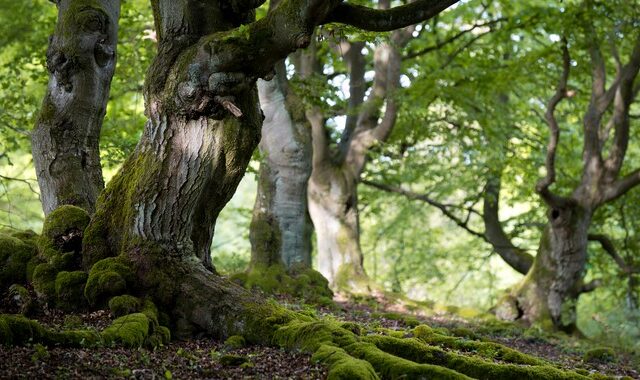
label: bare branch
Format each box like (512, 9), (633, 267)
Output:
(362, 180), (486, 239)
(536, 38), (571, 207)
(404, 18), (505, 59)
(588, 233), (638, 274)
(323, 0), (460, 32)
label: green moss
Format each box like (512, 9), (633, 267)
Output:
(41, 205), (90, 245)
(55, 271), (88, 310)
(84, 257), (134, 306)
(367, 334), (588, 380)
(274, 320), (357, 352)
(583, 347), (615, 363)
(8, 284), (32, 314)
(334, 263), (371, 294)
(312, 344), (379, 380)
(101, 313), (150, 348)
(108, 295), (141, 317)
(220, 354), (249, 366)
(0, 233), (37, 289)
(224, 335), (246, 350)
(241, 264), (333, 304)
(0, 314), (47, 345)
(347, 341), (471, 380)
(32, 263), (58, 300)
(412, 324), (544, 365)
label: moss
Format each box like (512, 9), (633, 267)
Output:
(334, 263), (371, 294)
(347, 341), (471, 380)
(8, 284), (33, 314)
(449, 327), (477, 340)
(40, 205), (90, 246)
(108, 295), (141, 317)
(241, 264), (333, 304)
(0, 314), (47, 346)
(220, 354), (249, 366)
(274, 320), (357, 352)
(224, 335), (246, 350)
(84, 257), (134, 306)
(101, 313), (150, 348)
(412, 324), (544, 365)
(0, 233), (37, 289)
(367, 334), (588, 380)
(55, 271), (88, 310)
(583, 347), (615, 363)
(32, 263), (58, 300)
(312, 344), (379, 380)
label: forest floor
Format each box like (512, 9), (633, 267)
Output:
(1, 289), (638, 379)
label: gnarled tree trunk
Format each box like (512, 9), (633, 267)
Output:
(32, 0), (120, 215)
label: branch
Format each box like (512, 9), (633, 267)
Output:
(535, 38), (571, 207)
(323, 0), (460, 32)
(602, 168), (640, 203)
(483, 176), (534, 275)
(362, 180), (486, 239)
(588, 233), (638, 274)
(404, 18), (505, 60)
(580, 279), (602, 294)
(603, 32), (640, 177)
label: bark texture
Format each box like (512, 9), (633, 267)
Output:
(74, 0), (459, 338)
(249, 63), (313, 269)
(32, 0), (120, 215)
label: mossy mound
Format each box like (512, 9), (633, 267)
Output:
(108, 295), (142, 317)
(55, 271), (88, 311)
(85, 257), (134, 306)
(102, 299), (170, 348)
(233, 264), (333, 305)
(224, 335), (246, 350)
(0, 233), (37, 290)
(40, 205), (90, 253)
(583, 347), (616, 363)
(0, 314), (100, 347)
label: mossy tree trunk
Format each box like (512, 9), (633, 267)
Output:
(496, 35), (640, 331)
(308, 21), (411, 292)
(32, 0), (120, 215)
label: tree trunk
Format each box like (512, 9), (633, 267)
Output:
(32, 0), (120, 215)
(308, 162), (368, 291)
(496, 204), (591, 332)
(249, 63), (313, 269)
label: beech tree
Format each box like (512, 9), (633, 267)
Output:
(27, 0), (459, 347)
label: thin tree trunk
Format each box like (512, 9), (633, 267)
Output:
(32, 0), (120, 215)
(249, 62), (313, 269)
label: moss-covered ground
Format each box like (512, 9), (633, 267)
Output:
(1, 207), (638, 379)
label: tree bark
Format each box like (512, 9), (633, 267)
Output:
(495, 204), (591, 333)
(309, 26), (407, 292)
(249, 62), (313, 269)
(32, 0), (120, 215)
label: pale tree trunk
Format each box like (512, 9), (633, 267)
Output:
(249, 62), (313, 269)
(309, 18), (411, 291)
(32, 0), (120, 215)
(497, 34), (640, 331)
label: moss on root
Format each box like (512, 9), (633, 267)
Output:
(55, 271), (88, 311)
(0, 233), (37, 290)
(235, 264), (333, 305)
(312, 344), (379, 380)
(102, 302), (171, 349)
(412, 324), (544, 365)
(583, 347), (615, 364)
(40, 205), (90, 247)
(84, 256), (134, 306)
(108, 295), (142, 317)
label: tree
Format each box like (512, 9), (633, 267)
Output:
(31, 0), (120, 215)
(74, 0), (458, 339)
